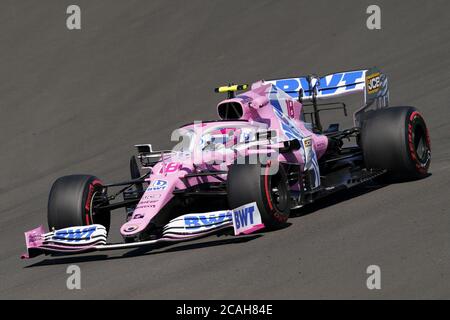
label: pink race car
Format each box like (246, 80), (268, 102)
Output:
(22, 68), (431, 259)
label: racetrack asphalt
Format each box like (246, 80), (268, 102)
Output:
(0, 0), (449, 299)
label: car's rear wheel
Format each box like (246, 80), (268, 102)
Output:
(360, 106), (431, 180)
(48, 175), (111, 231)
(227, 161), (290, 229)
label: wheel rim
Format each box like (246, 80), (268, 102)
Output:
(88, 190), (98, 224)
(90, 189), (109, 227)
(413, 124), (430, 165)
(270, 173), (289, 212)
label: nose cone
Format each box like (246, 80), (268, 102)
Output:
(120, 176), (178, 239)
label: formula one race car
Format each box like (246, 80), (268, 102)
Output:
(22, 67), (431, 259)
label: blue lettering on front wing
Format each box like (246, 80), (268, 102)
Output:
(238, 209), (247, 227)
(200, 214), (226, 226)
(233, 206), (255, 229)
(184, 217), (202, 228)
(54, 226), (97, 242)
(184, 212), (231, 229)
(248, 206), (254, 224)
(234, 213), (240, 229)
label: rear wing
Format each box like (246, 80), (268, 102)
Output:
(266, 67), (389, 127)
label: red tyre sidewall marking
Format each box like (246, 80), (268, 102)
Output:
(263, 161), (286, 222)
(85, 180), (102, 225)
(264, 161), (274, 212)
(408, 112), (430, 173)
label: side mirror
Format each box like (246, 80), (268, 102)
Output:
(135, 144), (153, 154)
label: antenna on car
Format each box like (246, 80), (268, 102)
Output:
(214, 84), (249, 99)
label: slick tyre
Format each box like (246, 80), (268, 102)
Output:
(48, 175), (111, 231)
(361, 106), (431, 180)
(227, 161), (290, 229)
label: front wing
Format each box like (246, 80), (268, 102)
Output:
(21, 202), (264, 259)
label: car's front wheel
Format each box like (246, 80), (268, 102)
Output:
(227, 161), (290, 229)
(48, 175), (111, 231)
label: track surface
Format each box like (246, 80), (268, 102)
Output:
(1, 0), (449, 299)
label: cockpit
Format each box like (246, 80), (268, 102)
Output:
(172, 122), (260, 153)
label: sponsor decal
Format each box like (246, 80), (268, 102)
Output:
(183, 212), (232, 229)
(144, 193), (161, 200)
(139, 200), (159, 204)
(302, 136), (314, 170)
(162, 205), (264, 236)
(28, 233), (42, 244)
(303, 137), (312, 147)
(136, 204), (156, 209)
(133, 213), (145, 219)
(270, 70), (365, 99)
(232, 202), (264, 235)
(147, 179), (168, 192)
(53, 226), (98, 242)
(366, 72), (381, 94)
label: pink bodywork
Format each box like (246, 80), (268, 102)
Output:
(120, 81), (328, 238)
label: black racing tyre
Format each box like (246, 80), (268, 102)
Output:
(48, 175), (111, 231)
(227, 161), (290, 229)
(360, 106), (431, 180)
